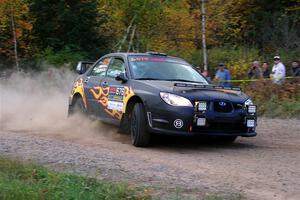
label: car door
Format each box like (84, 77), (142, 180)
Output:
(100, 57), (126, 121)
(84, 57), (112, 117)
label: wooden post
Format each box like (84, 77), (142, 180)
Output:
(201, 0), (208, 71)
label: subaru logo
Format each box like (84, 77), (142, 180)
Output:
(219, 101), (227, 107)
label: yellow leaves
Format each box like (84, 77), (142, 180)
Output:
(146, 2), (196, 56)
(227, 61), (249, 80)
(18, 20), (32, 31)
(205, 0), (257, 44)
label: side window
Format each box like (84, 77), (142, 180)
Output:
(106, 58), (125, 78)
(90, 57), (111, 77)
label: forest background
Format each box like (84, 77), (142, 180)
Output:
(1, 0), (300, 117)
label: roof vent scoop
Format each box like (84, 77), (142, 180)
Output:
(145, 52), (167, 56)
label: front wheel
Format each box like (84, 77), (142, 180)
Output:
(130, 103), (150, 147)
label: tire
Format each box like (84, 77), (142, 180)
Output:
(71, 97), (86, 116)
(118, 113), (130, 134)
(130, 103), (150, 147)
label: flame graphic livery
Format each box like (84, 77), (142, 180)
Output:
(71, 78), (88, 109)
(89, 86), (135, 120)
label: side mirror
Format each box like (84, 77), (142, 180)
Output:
(76, 61), (85, 74)
(115, 73), (128, 83)
(76, 61), (94, 74)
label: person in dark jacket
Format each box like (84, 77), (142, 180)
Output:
(291, 60), (300, 76)
(262, 62), (270, 78)
(248, 61), (262, 79)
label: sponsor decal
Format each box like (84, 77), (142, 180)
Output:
(89, 85), (135, 120)
(107, 86), (125, 112)
(174, 119), (184, 129)
(107, 101), (123, 112)
(108, 86), (125, 101)
(130, 57), (166, 62)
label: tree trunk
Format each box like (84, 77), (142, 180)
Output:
(201, 0), (207, 71)
(127, 25), (136, 52)
(117, 15), (136, 52)
(11, 5), (19, 71)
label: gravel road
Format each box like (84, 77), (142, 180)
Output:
(0, 118), (300, 200)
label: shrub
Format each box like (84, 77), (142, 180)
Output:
(241, 80), (300, 118)
(35, 46), (89, 67)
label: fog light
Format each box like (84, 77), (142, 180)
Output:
(247, 105), (256, 114)
(246, 119), (255, 128)
(197, 118), (206, 126)
(198, 101), (207, 111)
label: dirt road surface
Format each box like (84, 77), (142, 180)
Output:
(0, 118), (299, 200)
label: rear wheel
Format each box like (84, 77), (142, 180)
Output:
(72, 97), (86, 116)
(130, 103), (150, 147)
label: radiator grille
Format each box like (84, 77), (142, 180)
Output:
(213, 101), (233, 113)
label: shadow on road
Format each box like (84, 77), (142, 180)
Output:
(149, 135), (257, 150)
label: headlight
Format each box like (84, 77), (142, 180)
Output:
(244, 99), (253, 106)
(160, 92), (193, 107)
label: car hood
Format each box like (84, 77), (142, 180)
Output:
(135, 80), (249, 103)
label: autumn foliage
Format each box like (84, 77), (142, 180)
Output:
(0, 0), (299, 72)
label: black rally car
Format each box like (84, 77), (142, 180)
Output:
(68, 52), (257, 147)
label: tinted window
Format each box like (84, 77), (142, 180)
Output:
(106, 58), (125, 78)
(90, 57), (111, 77)
(128, 56), (208, 84)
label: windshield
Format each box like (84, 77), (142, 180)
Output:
(128, 55), (208, 84)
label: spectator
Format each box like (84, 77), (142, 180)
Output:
(262, 62), (270, 78)
(201, 69), (211, 82)
(248, 61), (262, 79)
(195, 66), (201, 73)
(291, 60), (300, 76)
(271, 56), (286, 84)
(214, 63), (231, 87)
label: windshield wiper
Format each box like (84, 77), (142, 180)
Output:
(134, 78), (160, 80)
(166, 79), (205, 84)
(135, 78), (205, 84)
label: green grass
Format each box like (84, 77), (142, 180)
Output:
(0, 156), (150, 200)
(0, 156), (242, 200)
(257, 95), (300, 118)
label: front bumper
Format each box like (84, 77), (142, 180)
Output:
(146, 104), (257, 137)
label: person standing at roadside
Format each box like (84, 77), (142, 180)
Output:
(271, 56), (286, 84)
(214, 63), (231, 87)
(262, 62), (271, 78)
(201, 69), (211, 82)
(248, 61), (262, 79)
(291, 60), (300, 76)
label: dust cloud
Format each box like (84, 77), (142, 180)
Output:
(0, 68), (120, 142)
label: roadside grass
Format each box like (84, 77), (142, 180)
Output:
(0, 156), (242, 200)
(241, 81), (300, 119)
(0, 156), (150, 200)
(260, 95), (300, 118)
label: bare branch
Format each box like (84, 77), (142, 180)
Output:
(117, 15), (136, 52)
